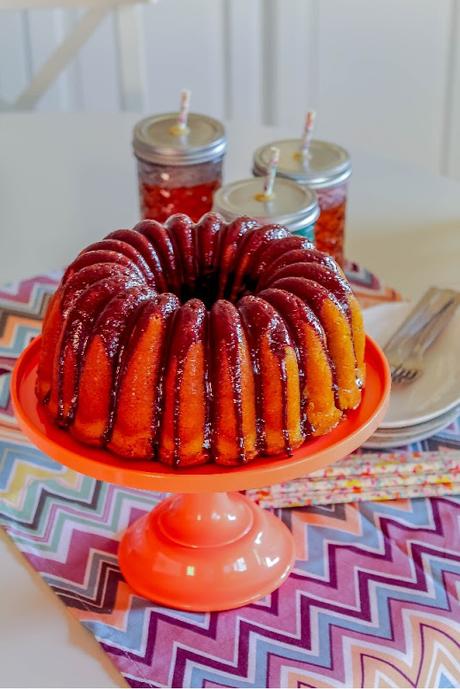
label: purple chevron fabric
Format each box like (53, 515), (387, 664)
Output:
(1, 274), (460, 688)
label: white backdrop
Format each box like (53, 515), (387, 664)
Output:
(1, 0), (460, 179)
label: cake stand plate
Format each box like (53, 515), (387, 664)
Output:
(12, 336), (390, 611)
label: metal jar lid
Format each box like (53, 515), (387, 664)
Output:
(253, 139), (351, 189)
(133, 113), (226, 166)
(213, 177), (320, 231)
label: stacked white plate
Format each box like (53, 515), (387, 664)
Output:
(363, 301), (460, 449)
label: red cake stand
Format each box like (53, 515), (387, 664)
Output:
(12, 336), (390, 612)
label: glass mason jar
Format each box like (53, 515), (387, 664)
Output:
(253, 139), (351, 266)
(213, 177), (319, 241)
(133, 113), (226, 223)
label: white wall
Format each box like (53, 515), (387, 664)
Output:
(1, 0), (460, 178)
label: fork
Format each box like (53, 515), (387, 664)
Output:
(384, 289), (459, 385)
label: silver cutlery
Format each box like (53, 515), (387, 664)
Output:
(384, 287), (459, 385)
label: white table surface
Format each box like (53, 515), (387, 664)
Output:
(0, 113), (459, 688)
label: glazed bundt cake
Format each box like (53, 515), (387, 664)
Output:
(36, 213), (365, 467)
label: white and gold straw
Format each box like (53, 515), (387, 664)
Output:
(171, 88), (191, 135)
(300, 110), (316, 158)
(262, 146), (280, 199)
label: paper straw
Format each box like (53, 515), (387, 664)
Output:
(263, 146), (280, 198)
(300, 110), (316, 157)
(176, 88), (191, 132)
(247, 480), (460, 509)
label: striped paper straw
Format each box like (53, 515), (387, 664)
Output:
(176, 88), (191, 131)
(300, 110), (316, 157)
(263, 146), (280, 198)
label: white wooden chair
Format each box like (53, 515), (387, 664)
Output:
(0, 0), (152, 110)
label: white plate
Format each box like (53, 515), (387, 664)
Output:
(363, 406), (459, 449)
(371, 405), (459, 437)
(364, 301), (460, 428)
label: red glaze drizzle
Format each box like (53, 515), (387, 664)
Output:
(107, 229), (168, 292)
(60, 264), (138, 317)
(270, 276), (341, 314)
(216, 216), (259, 299)
(164, 299), (207, 466)
(264, 262), (352, 320)
(135, 220), (182, 296)
(259, 248), (340, 290)
(259, 287), (334, 435)
(56, 276), (141, 426)
(238, 298), (265, 453)
(238, 296), (293, 456)
(81, 287), (151, 437)
(211, 300), (246, 464)
(105, 293), (180, 450)
(152, 296), (181, 457)
(203, 308), (213, 458)
(269, 275), (357, 400)
(195, 213), (224, 308)
(64, 250), (143, 284)
(101, 294), (152, 445)
(76, 239), (156, 285)
(230, 225), (290, 301)
(165, 214), (197, 302)
(251, 235), (314, 280)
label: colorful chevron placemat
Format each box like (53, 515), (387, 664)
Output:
(1, 273), (460, 688)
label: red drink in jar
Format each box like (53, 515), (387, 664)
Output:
(253, 139), (351, 266)
(314, 182), (348, 264)
(133, 113), (226, 222)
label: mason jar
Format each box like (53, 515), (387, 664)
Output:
(253, 139), (351, 266)
(133, 113), (226, 223)
(213, 177), (319, 241)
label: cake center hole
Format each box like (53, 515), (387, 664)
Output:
(177, 270), (256, 309)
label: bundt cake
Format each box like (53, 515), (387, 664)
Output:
(36, 213), (365, 467)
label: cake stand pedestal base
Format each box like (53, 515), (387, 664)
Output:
(118, 491), (296, 612)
